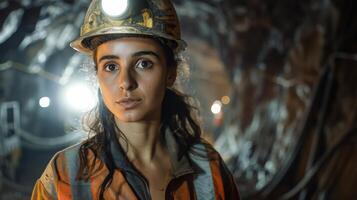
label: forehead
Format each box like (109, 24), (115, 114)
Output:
(95, 37), (164, 57)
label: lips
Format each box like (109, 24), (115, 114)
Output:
(116, 97), (142, 109)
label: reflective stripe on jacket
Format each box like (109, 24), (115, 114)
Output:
(31, 130), (240, 200)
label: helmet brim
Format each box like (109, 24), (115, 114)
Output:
(70, 26), (187, 55)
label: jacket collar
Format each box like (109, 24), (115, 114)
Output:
(109, 128), (195, 177)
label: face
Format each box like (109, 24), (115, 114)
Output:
(95, 37), (176, 122)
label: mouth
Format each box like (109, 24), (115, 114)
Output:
(116, 97), (142, 109)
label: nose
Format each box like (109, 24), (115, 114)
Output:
(118, 67), (137, 91)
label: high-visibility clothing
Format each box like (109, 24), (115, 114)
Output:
(31, 130), (240, 199)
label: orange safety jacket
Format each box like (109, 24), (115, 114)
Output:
(31, 129), (240, 200)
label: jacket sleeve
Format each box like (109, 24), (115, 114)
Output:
(31, 155), (59, 200)
(31, 180), (56, 200)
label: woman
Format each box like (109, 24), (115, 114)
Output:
(31, 0), (240, 199)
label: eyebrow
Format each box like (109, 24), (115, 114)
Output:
(97, 51), (161, 64)
(132, 51), (160, 59)
(98, 55), (119, 63)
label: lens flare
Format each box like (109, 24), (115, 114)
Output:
(63, 83), (97, 112)
(221, 96), (231, 105)
(211, 100), (222, 114)
(39, 97), (51, 108)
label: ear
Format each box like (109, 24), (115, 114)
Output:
(166, 68), (177, 87)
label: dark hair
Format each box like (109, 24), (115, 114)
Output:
(77, 35), (208, 200)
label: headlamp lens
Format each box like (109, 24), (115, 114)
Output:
(101, 0), (128, 17)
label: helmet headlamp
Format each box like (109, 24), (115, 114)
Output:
(101, 0), (128, 17)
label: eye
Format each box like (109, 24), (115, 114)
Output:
(136, 59), (153, 70)
(104, 63), (119, 72)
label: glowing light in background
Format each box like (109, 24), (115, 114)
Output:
(101, 0), (128, 17)
(39, 97), (51, 108)
(211, 100), (222, 114)
(221, 95), (231, 105)
(63, 83), (97, 112)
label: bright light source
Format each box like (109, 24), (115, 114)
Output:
(39, 97), (50, 108)
(211, 100), (222, 114)
(221, 96), (231, 105)
(101, 0), (128, 17)
(63, 83), (97, 112)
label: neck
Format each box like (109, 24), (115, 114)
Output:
(115, 118), (165, 163)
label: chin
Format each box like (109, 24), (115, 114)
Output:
(114, 112), (145, 123)
(112, 107), (159, 123)
(115, 116), (139, 123)
(115, 113), (159, 123)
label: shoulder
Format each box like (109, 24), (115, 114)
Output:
(190, 139), (222, 161)
(191, 140), (241, 199)
(32, 142), (83, 198)
(189, 139), (230, 178)
(41, 140), (101, 183)
(55, 142), (86, 169)
(39, 143), (83, 184)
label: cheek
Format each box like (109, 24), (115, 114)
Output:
(97, 77), (116, 102)
(141, 77), (167, 102)
(142, 67), (168, 90)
